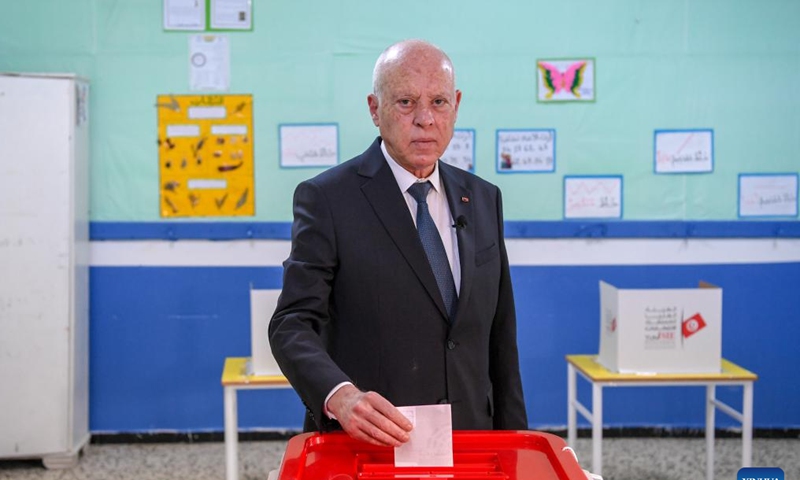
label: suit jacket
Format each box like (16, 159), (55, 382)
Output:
(269, 137), (527, 432)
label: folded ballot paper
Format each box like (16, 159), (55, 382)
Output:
(394, 404), (453, 467)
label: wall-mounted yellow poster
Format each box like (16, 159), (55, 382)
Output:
(157, 94), (254, 217)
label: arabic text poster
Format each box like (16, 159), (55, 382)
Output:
(654, 129), (714, 174)
(441, 129), (475, 172)
(496, 129), (556, 173)
(564, 175), (623, 219)
(739, 173), (798, 218)
(537, 58), (595, 102)
(210, 0), (253, 30)
(279, 123), (339, 168)
(163, 0), (205, 31)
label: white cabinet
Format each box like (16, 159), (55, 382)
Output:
(0, 74), (90, 468)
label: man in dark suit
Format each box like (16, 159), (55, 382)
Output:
(269, 39), (527, 447)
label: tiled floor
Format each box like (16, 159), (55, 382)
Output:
(0, 436), (797, 480)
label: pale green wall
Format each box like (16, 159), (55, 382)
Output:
(1, 0), (798, 221)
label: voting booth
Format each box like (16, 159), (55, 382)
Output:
(249, 289), (283, 376)
(598, 281), (722, 374)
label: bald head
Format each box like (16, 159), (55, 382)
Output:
(372, 40), (456, 101)
(366, 39), (462, 178)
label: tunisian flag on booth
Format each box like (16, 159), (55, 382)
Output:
(682, 313), (707, 339)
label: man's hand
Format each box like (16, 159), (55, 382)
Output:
(327, 384), (413, 447)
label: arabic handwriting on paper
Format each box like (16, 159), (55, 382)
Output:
(294, 147), (337, 163)
(739, 174), (798, 217)
(655, 130), (713, 173)
(497, 130), (555, 172)
(280, 124), (339, 168)
(564, 177), (622, 219)
(441, 129), (474, 171)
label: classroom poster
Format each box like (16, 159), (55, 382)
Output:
(189, 35), (230, 91)
(279, 124), (339, 168)
(441, 129), (475, 172)
(564, 175), (623, 219)
(496, 129), (556, 173)
(163, 0), (252, 31)
(739, 174), (798, 217)
(537, 58), (595, 102)
(210, 0), (253, 30)
(163, 0), (206, 31)
(157, 94), (254, 217)
(654, 129), (714, 174)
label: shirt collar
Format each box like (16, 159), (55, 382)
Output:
(381, 139), (442, 194)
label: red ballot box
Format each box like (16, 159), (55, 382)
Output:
(276, 430), (587, 480)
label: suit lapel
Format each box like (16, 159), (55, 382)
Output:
(358, 139), (450, 320)
(439, 163), (474, 325)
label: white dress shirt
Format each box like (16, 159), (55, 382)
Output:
(381, 140), (462, 293)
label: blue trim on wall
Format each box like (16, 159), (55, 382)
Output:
(91, 222), (293, 240)
(505, 221), (800, 238)
(91, 221), (800, 240)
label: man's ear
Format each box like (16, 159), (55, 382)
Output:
(367, 94), (380, 127)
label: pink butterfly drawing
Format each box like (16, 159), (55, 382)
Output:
(538, 61), (587, 99)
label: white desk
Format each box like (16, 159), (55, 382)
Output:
(221, 357), (292, 480)
(566, 355), (757, 480)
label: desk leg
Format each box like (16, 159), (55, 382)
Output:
(568, 363), (576, 449)
(742, 381), (753, 468)
(224, 386), (239, 480)
(592, 383), (603, 476)
(706, 385), (715, 480)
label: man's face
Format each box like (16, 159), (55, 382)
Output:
(368, 54), (461, 178)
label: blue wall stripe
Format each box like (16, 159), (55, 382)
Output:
(506, 221), (800, 238)
(90, 221), (800, 241)
(89, 263), (800, 432)
(91, 222), (293, 240)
